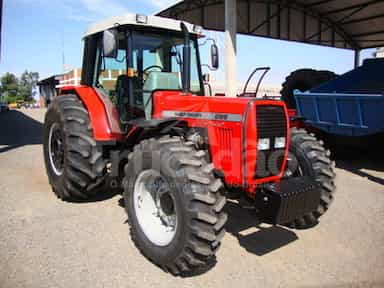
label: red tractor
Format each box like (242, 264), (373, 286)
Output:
(43, 14), (335, 275)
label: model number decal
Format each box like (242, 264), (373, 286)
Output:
(163, 111), (242, 122)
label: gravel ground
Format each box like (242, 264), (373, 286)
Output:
(0, 108), (383, 288)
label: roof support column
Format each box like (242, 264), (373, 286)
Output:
(354, 49), (360, 68)
(225, 0), (237, 97)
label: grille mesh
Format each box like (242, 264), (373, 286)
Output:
(217, 127), (232, 163)
(256, 106), (287, 138)
(216, 127), (233, 171)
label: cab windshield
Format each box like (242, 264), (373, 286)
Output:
(94, 28), (203, 121)
(131, 31), (203, 95)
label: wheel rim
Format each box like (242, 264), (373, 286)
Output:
(133, 169), (177, 246)
(48, 122), (64, 176)
(284, 153), (303, 178)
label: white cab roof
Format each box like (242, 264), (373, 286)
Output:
(84, 13), (200, 38)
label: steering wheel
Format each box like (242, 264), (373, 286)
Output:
(143, 65), (163, 80)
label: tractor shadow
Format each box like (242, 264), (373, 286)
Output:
(118, 197), (298, 272)
(224, 200), (298, 256)
(117, 196), (299, 277)
(0, 109), (43, 153)
(71, 188), (119, 203)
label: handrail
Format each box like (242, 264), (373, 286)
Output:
(242, 67), (271, 97)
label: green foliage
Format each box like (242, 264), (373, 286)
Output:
(1, 73), (18, 95)
(0, 71), (40, 103)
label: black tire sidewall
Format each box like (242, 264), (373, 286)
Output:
(43, 103), (67, 195)
(285, 128), (336, 228)
(124, 148), (190, 264)
(281, 69), (336, 109)
(288, 139), (314, 178)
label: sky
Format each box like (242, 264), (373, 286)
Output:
(0, 0), (376, 85)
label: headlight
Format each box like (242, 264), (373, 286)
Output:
(274, 137), (286, 149)
(258, 138), (270, 150)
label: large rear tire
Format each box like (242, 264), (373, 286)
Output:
(284, 128), (336, 229)
(123, 136), (227, 275)
(43, 94), (106, 201)
(281, 69), (337, 108)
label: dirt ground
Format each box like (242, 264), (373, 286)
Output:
(0, 109), (383, 288)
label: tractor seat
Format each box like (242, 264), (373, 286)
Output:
(143, 72), (181, 119)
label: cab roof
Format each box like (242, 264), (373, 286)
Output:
(84, 13), (201, 38)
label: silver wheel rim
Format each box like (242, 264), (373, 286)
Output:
(133, 169), (177, 246)
(48, 122), (64, 176)
(284, 154), (303, 178)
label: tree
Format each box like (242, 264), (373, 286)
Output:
(0, 71), (40, 103)
(0, 73), (19, 103)
(1, 73), (18, 95)
(19, 70), (39, 101)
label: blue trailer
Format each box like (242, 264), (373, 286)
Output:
(294, 58), (384, 139)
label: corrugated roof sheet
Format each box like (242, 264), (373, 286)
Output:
(157, 0), (384, 50)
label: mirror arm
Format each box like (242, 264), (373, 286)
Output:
(198, 37), (217, 47)
(201, 64), (217, 71)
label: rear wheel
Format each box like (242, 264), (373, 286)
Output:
(123, 136), (227, 275)
(43, 94), (106, 201)
(284, 128), (336, 229)
(281, 69), (337, 108)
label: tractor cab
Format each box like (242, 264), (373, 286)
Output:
(80, 14), (217, 130)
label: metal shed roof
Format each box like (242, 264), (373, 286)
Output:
(157, 0), (384, 51)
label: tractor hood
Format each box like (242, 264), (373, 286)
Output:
(152, 90), (290, 192)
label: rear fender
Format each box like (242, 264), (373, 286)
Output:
(60, 86), (123, 141)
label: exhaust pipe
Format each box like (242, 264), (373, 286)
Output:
(180, 22), (191, 94)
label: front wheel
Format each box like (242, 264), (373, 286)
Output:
(284, 128), (336, 229)
(123, 136), (227, 275)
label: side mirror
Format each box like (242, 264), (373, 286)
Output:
(103, 29), (118, 58)
(211, 44), (219, 70)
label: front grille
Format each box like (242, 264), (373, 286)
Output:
(216, 127), (233, 164)
(256, 106), (287, 138)
(255, 105), (287, 179)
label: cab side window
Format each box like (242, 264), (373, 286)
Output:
(94, 33), (127, 104)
